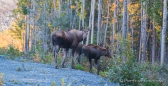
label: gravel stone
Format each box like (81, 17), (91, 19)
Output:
(0, 57), (118, 86)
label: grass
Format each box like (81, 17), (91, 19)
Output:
(61, 78), (66, 86)
(51, 81), (56, 86)
(0, 73), (4, 86)
(74, 64), (87, 71)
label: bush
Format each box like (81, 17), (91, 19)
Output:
(108, 56), (166, 86)
(41, 52), (54, 64)
(0, 45), (23, 59)
(107, 36), (165, 86)
(27, 50), (55, 64)
(108, 57), (141, 86)
(74, 64), (86, 71)
(6, 45), (23, 59)
(140, 63), (168, 86)
(0, 47), (8, 55)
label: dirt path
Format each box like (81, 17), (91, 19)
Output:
(0, 56), (117, 86)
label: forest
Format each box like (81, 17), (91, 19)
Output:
(0, 0), (168, 85)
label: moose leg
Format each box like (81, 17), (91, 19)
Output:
(76, 55), (80, 64)
(54, 45), (60, 69)
(89, 58), (92, 73)
(95, 59), (100, 75)
(71, 49), (76, 69)
(77, 54), (81, 64)
(61, 49), (68, 68)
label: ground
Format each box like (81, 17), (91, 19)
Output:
(0, 56), (118, 86)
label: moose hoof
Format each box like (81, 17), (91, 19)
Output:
(71, 64), (75, 69)
(71, 66), (75, 69)
(62, 65), (65, 68)
(55, 65), (59, 69)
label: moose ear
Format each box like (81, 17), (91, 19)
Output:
(81, 27), (85, 30)
(104, 45), (109, 49)
(68, 29), (71, 31)
(88, 27), (91, 31)
(98, 43), (103, 47)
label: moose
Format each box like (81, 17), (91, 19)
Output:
(52, 28), (89, 69)
(82, 44), (111, 75)
(74, 44), (85, 64)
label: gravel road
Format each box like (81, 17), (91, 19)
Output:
(0, 56), (118, 86)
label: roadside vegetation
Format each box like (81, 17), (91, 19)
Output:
(0, 33), (168, 86)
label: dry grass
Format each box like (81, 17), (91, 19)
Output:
(0, 73), (4, 86)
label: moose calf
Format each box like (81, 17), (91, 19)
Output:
(74, 44), (85, 64)
(82, 44), (111, 75)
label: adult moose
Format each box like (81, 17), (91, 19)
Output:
(82, 44), (111, 75)
(52, 28), (89, 69)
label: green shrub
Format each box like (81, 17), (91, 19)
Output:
(107, 34), (168, 86)
(51, 81), (56, 86)
(140, 63), (168, 86)
(6, 45), (23, 59)
(99, 71), (109, 78)
(108, 57), (142, 86)
(107, 36), (141, 85)
(0, 47), (8, 55)
(108, 58), (168, 86)
(74, 64), (86, 71)
(0, 45), (23, 59)
(41, 52), (54, 64)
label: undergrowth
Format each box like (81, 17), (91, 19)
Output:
(0, 45), (23, 59)
(0, 37), (167, 86)
(106, 36), (168, 86)
(74, 64), (86, 71)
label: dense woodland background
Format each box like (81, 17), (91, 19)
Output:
(0, 0), (168, 85)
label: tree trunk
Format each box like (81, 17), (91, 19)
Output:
(111, 0), (117, 57)
(130, 18), (134, 50)
(31, 0), (36, 52)
(53, 0), (57, 30)
(139, 1), (147, 62)
(91, 0), (95, 44)
(122, 0), (128, 62)
(69, 0), (72, 28)
(25, 15), (30, 53)
(160, 0), (167, 66)
(97, 0), (102, 45)
(58, 0), (62, 30)
(122, 0), (127, 38)
(82, 0), (85, 28)
(103, 0), (110, 47)
(86, 1), (92, 45)
(152, 21), (156, 64)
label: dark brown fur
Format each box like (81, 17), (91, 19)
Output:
(82, 44), (111, 74)
(74, 44), (85, 64)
